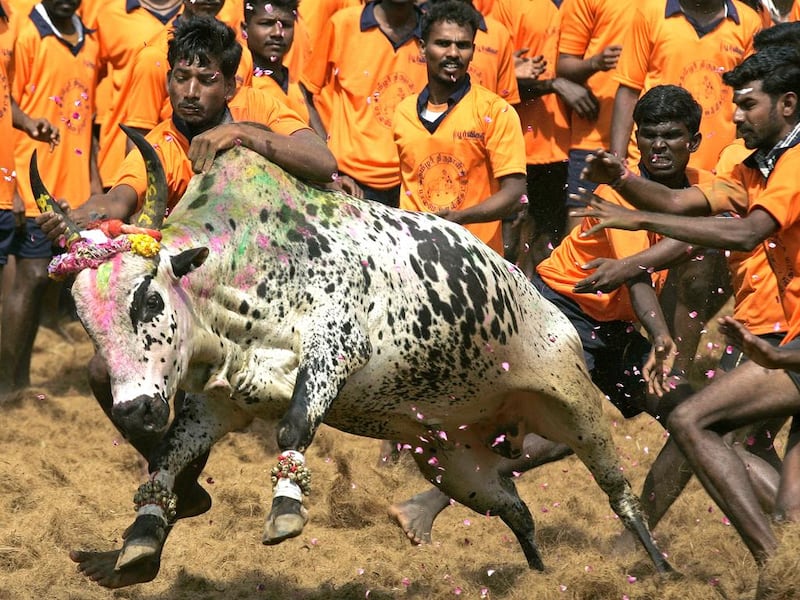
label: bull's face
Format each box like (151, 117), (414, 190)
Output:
(72, 247), (208, 436)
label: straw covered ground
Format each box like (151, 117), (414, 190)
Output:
(1, 321), (799, 600)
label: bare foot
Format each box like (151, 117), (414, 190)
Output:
(388, 500), (433, 545)
(69, 549), (160, 589)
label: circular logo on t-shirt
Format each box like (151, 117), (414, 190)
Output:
(372, 72), (416, 128)
(56, 79), (92, 134)
(418, 153), (468, 211)
(679, 60), (726, 117)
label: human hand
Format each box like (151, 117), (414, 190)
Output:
(589, 45), (622, 72)
(330, 174), (364, 198)
(514, 48), (547, 80)
(23, 117), (60, 150)
(552, 78), (598, 121)
(718, 316), (786, 370)
(643, 335), (678, 397)
(580, 149), (628, 185)
(572, 257), (637, 294)
(568, 188), (641, 237)
(188, 123), (248, 174)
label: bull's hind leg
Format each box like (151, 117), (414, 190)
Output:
(71, 393), (251, 589)
(411, 429), (545, 570)
(530, 390), (673, 574)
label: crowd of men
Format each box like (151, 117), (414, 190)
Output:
(2, 0), (800, 578)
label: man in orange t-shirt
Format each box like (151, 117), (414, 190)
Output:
(300, 0), (428, 206)
(244, 0), (310, 124)
(572, 47), (800, 568)
(393, 0), (526, 254)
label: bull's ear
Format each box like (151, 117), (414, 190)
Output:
(171, 248), (209, 277)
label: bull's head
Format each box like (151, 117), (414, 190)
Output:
(32, 126), (208, 436)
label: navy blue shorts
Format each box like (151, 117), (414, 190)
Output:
(0, 210), (53, 265)
(532, 273), (651, 418)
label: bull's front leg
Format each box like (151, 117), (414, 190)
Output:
(87, 393), (252, 588)
(263, 307), (371, 545)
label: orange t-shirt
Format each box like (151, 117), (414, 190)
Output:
(88, 0), (181, 187)
(12, 8), (100, 215)
(0, 0), (16, 208)
(558, 0), (633, 151)
(297, 0), (365, 137)
(251, 70), (309, 125)
(123, 19), (253, 133)
(113, 86), (309, 211)
(711, 141), (786, 335)
(300, 2), (428, 189)
(297, 0), (364, 70)
(699, 144), (800, 341)
(394, 83), (526, 254)
(537, 166), (713, 322)
(791, 0), (800, 20)
(614, 0), (761, 171)
(473, 0), (499, 18)
(493, 0), (570, 165)
(468, 16), (520, 104)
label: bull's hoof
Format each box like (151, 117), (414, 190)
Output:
(262, 496), (308, 545)
(115, 514), (169, 571)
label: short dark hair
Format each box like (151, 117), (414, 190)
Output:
(753, 21), (800, 52)
(723, 45), (800, 100)
(167, 16), (242, 80)
(244, 0), (299, 23)
(633, 85), (702, 136)
(421, 0), (481, 42)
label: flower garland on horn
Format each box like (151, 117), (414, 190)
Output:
(48, 219), (162, 279)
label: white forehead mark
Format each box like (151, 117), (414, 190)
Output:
(735, 87), (754, 95)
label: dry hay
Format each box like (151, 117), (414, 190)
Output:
(0, 319), (796, 600)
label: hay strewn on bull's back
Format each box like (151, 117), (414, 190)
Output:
(1, 323), (797, 600)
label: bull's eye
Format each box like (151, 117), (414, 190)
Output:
(146, 293), (164, 313)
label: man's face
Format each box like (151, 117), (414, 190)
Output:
(636, 120), (699, 181)
(244, 5), (296, 66)
(182, 0), (224, 18)
(733, 80), (785, 150)
(42, 0), (80, 20)
(168, 56), (234, 127)
(422, 20), (475, 86)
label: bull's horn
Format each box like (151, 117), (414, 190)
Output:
(29, 151), (82, 248)
(120, 124), (168, 231)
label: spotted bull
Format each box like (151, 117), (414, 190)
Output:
(34, 129), (671, 586)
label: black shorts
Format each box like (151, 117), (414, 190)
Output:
(532, 273), (651, 418)
(0, 210), (52, 265)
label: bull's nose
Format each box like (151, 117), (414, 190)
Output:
(112, 395), (170, 436)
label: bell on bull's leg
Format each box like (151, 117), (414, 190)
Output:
(263, 450), (311, 545)
(115, 473), (177, 571)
